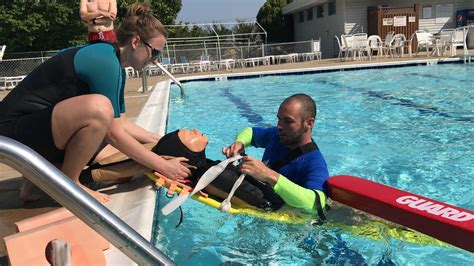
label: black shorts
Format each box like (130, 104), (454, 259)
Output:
(0, 107), (65, 163)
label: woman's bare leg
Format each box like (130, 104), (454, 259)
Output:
(50, 94), (114, 203)
(91, 144), (120, 164)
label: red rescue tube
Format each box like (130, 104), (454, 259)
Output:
(327, 175), (474, 252)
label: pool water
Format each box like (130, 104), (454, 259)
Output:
(153, 63), (474, 265)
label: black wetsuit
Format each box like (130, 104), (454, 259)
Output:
(0, 42), (126, 163)
(152, 130), (284, 211)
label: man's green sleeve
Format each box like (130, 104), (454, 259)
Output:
(235, 127), (253, 147)
(273, 175), (326, 213)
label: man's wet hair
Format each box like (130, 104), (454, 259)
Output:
(281, 93), (317, 120)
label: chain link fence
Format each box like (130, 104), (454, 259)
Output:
(0, 40), (319, 90)
(0, 57), (50, 77)
(161, 40), (315, 63)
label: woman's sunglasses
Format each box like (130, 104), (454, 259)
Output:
(142, 40), (161, 59)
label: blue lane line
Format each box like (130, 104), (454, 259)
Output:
(409, 72), (472, 84)
(220, 87), (273, 128)
(317, 79), (473, 123)
(362, 91), (473, 122)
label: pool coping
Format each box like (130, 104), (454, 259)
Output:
(103, 80), (170, 265)
(106, 56), (467, 264)
(175, 57), (463, 83)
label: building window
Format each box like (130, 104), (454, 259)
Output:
(299, 11), (304, 23)
(307, 8), (313, 21)
(329, 0), (336, 16)
(317, 4), (324, 18)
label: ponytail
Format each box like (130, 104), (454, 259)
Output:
(116, 3), (167, 46)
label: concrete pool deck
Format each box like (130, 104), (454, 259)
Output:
(0, 52), (472, 263)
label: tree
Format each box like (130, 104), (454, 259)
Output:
(232, 19), (263, 43)
(0, 1), (182, 54)
(117, 0), (182, 26)
(0, 2), (85, 54)
(256, 0), (293, 43)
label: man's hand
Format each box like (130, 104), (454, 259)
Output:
(222, 141), (245, 158)
(239, 156), (280, 186)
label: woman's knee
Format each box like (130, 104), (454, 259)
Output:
(85, 95), (114, 124)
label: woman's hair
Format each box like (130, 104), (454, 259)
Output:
(115, 3), (167, 46)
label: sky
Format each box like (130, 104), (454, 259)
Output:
(176, 0), (266, 24)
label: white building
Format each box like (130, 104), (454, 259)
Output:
(282, 0), (474, 58)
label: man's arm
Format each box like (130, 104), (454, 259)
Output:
(79, 0), (115, 24)
(222, 127), (253, 157)
(80, 0), (103, 22)
(273, 175), (326, 213)
(239, 156), (326, 213)
(108, 0), (117, 20)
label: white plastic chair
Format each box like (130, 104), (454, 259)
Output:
(439, 29), (455, 56)
(447, 27), (469, 57)
(299, 39), (322, 61)
(341, 34), (354, 60)
(368, 35), (383, 58)
(389, 34), (407, 57)
(352, 33), (371, 60)
(404, 32), (417, 57)
(381, 31), (395, 55)
(415, 30), (435, 56)
(311, 39), (322, 60)
(334, 35), (348, 60)
(124, 66), (138, 78)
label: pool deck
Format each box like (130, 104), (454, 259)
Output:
(0, 52), (472, 263)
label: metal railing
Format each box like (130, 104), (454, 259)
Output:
(0, 136), (175, 266)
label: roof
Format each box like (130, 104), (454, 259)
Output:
(282, 0), (327, 15)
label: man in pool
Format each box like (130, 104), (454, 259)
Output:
(222, 93), (329, 217)
(80, 128), (284, 210)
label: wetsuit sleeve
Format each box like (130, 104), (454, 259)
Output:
(273, 175), (327, 213)
(250, 127), (275, 148)
(119, 69), (126, 114)
(74, 44), (123, 117)
(235, 127), (253, 146)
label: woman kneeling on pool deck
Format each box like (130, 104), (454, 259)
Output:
(0, 3), (190, 203)
(81, 128), (285, 210)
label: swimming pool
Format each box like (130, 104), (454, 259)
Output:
(153, 63), (474, 265)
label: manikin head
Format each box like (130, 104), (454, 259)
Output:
(177, 128), (209, 152)
(277, 94), (316, 148)
(152, 129), (209, 177)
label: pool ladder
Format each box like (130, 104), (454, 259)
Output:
(463, 54), (474, 64)
(141, 64), (185, 99)
(0, 136), (175, 266)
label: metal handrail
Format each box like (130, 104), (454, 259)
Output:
(0, 136), (175, 266)
(153, 62), (185, 99)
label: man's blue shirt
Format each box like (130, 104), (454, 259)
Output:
(251, 127), (329, 194)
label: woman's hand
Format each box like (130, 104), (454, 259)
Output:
(157, 157), (191, 180)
